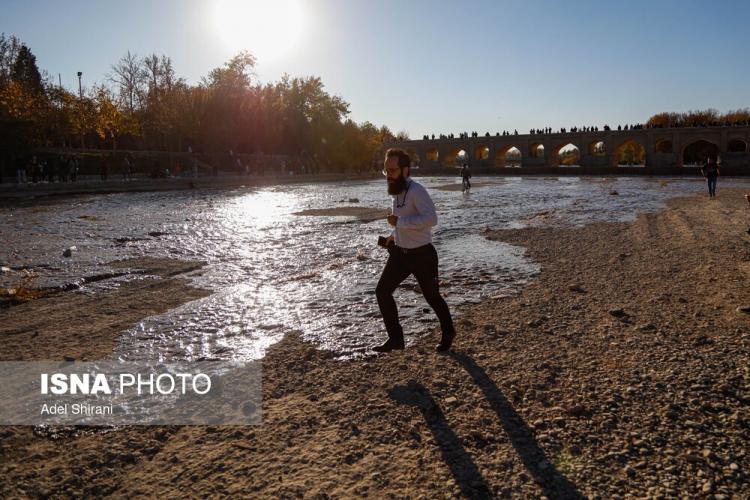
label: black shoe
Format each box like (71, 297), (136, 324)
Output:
(372, 338), (405, 353)
(436, 331), (455, 352)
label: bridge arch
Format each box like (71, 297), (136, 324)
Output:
(554, 143), (581, 166)
(425, 148), (439, 162)
(404, 148), (420, 166)
(589, 140), (606, 156)
(494, 145), (522, 167)
(529, 143), (545, 159)
(728, 138), (747, 153)
(474, 145), (490, 161)
(442, 148), (468, 167)
(682, 140), (718, 166)
(655, 139), (673, 154)
(616, 140), (646, 166)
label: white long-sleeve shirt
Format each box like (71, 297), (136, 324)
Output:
(390, 178), (438, 248)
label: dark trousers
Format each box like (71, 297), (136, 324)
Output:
(707, 177), (717, 196)
(376, 244), (454, 342)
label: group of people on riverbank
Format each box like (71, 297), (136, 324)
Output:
(13, 155), (80, 185)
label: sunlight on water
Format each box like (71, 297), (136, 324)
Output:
(2, 176), (749, 361)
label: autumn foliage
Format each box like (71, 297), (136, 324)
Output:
(0, 34), (396, 171)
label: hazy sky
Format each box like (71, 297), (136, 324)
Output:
(3, 0), (749, 137)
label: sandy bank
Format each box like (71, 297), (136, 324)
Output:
(0, 257), (209, 361)
(432, 181), (499, 191)
(292, 206), (385, 223)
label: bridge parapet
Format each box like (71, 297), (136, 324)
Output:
(383, 125), (749, 173)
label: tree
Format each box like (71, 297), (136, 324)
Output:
(203, 51), (256, 90)
(647, 108), (749, 127)
(722, 108), (750, 124)
(41, 84), (78, 147)
(110, 50), (146, 113)
(11, 45), (43, 95)
(395, 130), (410, 141)
(92, 85), (138, 151)
(141, 54), (185, 150)
(200, 52), (258, 156)
(0, 33), (22, 87)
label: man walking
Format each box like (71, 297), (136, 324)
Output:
(374, 148), (455, 353)
(461, 163), (471, 192)
(701, 156), (720, 198)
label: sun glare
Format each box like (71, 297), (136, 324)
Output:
(214, 0), (304, 63)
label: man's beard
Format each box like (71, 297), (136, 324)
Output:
(387, 175), (407, 195)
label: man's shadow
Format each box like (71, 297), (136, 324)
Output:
(389, 380), (492, 498)
(390, 354), (583, 499)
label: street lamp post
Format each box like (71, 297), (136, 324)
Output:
(77, 71), (84, 149)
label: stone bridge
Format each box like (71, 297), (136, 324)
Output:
(386, 125), (750, 174)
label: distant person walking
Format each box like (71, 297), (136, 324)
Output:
(16, 156), (27, 184)
(71, 156), (79, 182)
(59, 157), (69, 182)
(30, 156), (40, 183)
(66, 157), (74, 182)
(460, 163), (471, 192)
(122, 156), (132, 181)
(47, 156), (60, 183)
(701, 156), (720, 198)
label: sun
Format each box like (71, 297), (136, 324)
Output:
(213, 0), (304, 63)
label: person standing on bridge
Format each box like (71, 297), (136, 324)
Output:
(373, 148), (456, 353)
(701, 156), (720, 198)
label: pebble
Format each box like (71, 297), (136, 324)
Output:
(608, 308), (627, 317)
(566, 404), (588, 417)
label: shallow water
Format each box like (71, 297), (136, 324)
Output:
(2, 176), (747, 361)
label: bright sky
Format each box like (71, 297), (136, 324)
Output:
(3, 0), (749, 137)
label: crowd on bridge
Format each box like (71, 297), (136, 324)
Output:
(420, 119), (750, 142)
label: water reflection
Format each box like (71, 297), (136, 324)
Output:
(2, 176), (748, 361)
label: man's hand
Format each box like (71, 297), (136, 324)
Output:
(387, 214), (398, 226)
(385, 235), (394, 247)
